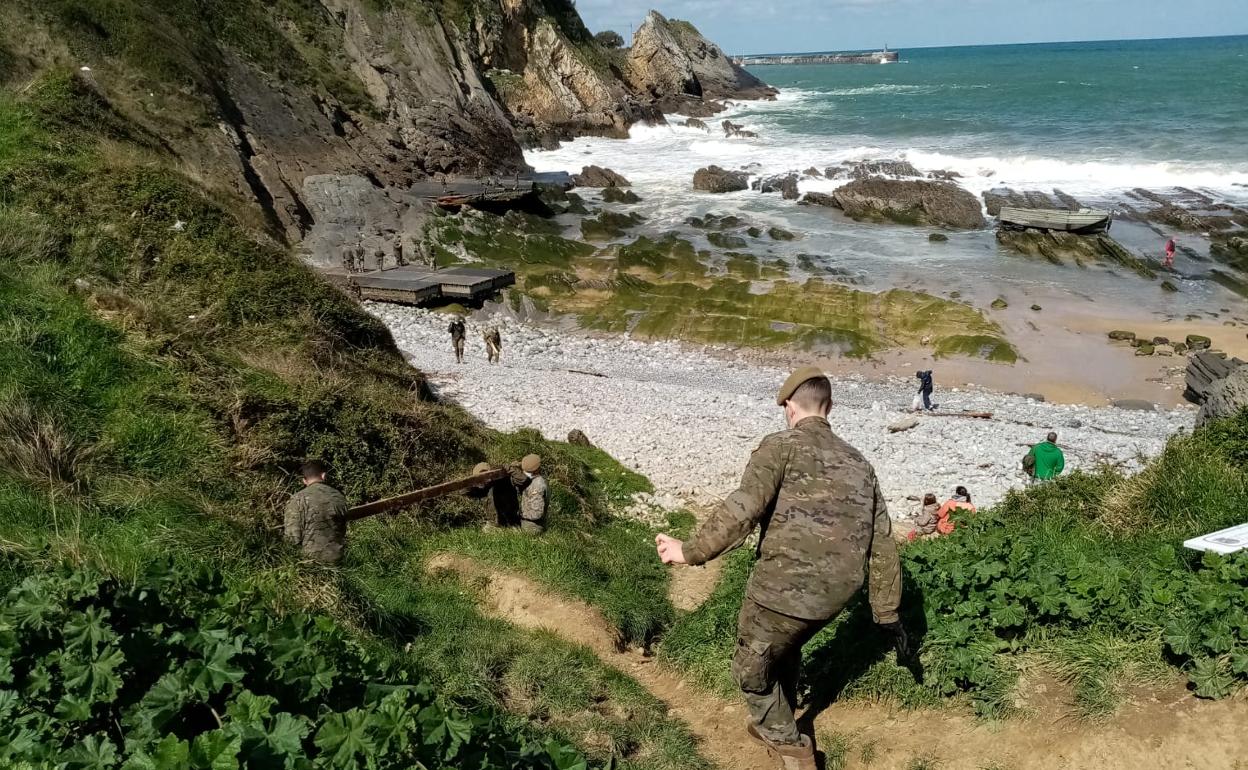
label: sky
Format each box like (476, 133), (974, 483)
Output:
(574, 0), (1248, 55)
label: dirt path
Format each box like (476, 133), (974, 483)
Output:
(427, 553), (775, 770)
(669, 559), (723, 612)
(431, 553), (1248, 770)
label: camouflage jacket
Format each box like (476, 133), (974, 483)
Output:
(283, 482), (348, 565)
(682, 417), (901, 623)
(520, 474), (548, 524)
(466, 468), (523, 527)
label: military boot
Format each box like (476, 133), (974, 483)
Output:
(745, 723), (816, 770)
(772, 737), (815, 770)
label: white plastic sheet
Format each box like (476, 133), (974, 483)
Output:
(1183, 522), (1248, 555)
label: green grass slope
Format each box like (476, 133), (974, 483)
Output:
(0, 72), (702, 769)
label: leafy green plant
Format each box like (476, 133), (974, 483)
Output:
(0, 560), (589, 769)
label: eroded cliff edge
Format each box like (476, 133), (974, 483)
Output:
(1, 1), (769, 263)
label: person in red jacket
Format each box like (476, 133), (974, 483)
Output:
(1164, 236), (1176, 269)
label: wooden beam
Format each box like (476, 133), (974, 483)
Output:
(348, 468), (508, 521)
(926, 411), (993, 420)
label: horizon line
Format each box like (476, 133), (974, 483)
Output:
(733, 31), (1247, 59)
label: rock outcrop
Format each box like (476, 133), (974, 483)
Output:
(573, 166), (631, 187)
(625, 11), (777, 113)
(753, 174), (799, 200)
(693, 166), (749, 193)
(825, 160), (922, 180)
(1197, 368), (1248, 427)
(9, 0), (773, 264)
(828, 179), (986, 229)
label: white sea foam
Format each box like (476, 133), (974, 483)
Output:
(530, 112), (1248, 204)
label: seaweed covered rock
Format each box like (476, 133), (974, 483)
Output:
(707, 231), (747, 249)
(581, 210), (645, 240)
(830, 179), (986, 229)
(683, 117), (710, 131)
(602, 186), (641, 204)
(997, 231), (1156, 279)
(574, 165), (631, 187)
(693, 165), (749, 193)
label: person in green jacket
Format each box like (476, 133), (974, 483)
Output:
(1023, 432), (1065, 482)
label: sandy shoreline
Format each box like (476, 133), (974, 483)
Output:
(369, 303), (1194, 516)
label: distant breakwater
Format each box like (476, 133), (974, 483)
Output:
(735, 50), (899, 66)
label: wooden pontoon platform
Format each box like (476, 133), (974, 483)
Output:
(351, 265), (515, 305)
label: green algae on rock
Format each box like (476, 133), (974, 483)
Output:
(423, 211), (1015, 361)
(581, 210), (646, 240)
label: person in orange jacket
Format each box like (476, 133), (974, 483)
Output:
(936, 486), (976, 534)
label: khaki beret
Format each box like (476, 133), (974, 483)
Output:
(472, 462), (491, 476)
(521, 454), (541, 473)
(776, 366), (828, 405)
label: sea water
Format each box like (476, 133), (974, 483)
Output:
(527, 35), (1248, 318)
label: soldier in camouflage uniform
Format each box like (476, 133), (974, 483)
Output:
(655, 367), (906, 770)
(283, 460), (349, 565)
(466, 461), (524, 528)
(517, 454), (548, 534)
(448, 317), (467, 364)
(484, 327), (502, 364)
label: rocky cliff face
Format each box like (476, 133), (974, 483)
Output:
(4, 0), (771, 266)
(626, 11), (776, 114)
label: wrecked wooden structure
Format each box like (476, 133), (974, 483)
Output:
(350, 265), (515, 306)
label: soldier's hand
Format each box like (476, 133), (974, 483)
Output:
(655, 534), (687, 565)
(879, 619), (912, 661)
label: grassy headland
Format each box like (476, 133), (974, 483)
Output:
(0, 72), (703, 769)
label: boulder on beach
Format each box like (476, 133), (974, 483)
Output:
(768, 226), (796, 241)
(574, 165), (631, 188)
(1186, 334), (1212, 351)
(888, 416), (920, 433)
(1108, 330), (1136, 341)
(683, 117), (710, 131)
(803, 166), (823, 178)
(1197, 368), (1248, 427)
(693, 165), (749, 193)
(828, 178), (986, 229)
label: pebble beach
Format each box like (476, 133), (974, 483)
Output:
(368, 303), (1195, 519)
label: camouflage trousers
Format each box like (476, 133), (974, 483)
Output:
(732, 599), (830, 746)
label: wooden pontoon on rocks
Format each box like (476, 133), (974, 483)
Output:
(998, 206), (1114, 234)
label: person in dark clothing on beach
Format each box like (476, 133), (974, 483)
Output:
(916, 370), (934, 411)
